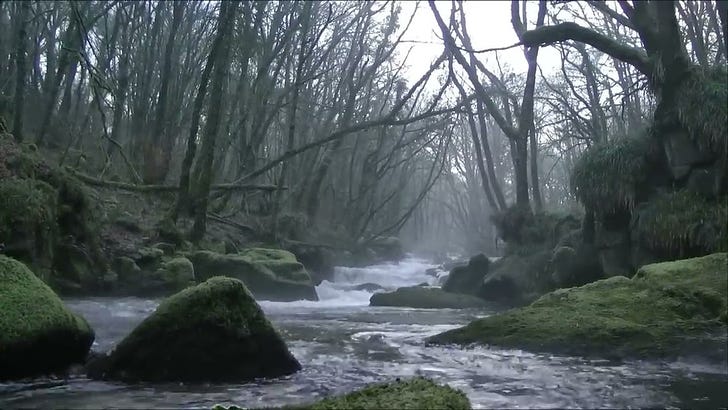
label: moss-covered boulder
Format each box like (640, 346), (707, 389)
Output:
(0, 256), (94, 380)
(87, 276), (301, 382)
(477, 248), (552, 305)
(427, 253), (728, 360)
(370, 286), (487, 309)
(294, 378), (470, 409)
(442, 253), (489, 295)
(188, 249), (318, 302)
(155, 257), (195, 288)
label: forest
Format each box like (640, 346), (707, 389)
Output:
(0, 0), (726, 409)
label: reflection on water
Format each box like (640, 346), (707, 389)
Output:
(1, 258), (726, 409)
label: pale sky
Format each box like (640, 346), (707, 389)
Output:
(397, 1), (562, 85)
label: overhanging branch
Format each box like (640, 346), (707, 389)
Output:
(521, 22), (652, 76)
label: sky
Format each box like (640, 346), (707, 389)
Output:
(396, 1), (563, 85)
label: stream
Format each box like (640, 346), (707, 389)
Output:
(1, 257), (726, 409)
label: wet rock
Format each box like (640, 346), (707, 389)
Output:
(370, 286), (488, 309)
(283, 241), (335, 285)
(442, 253), (490, 295)
(350, 282), (385, 292)
(87, 277), (301, 382)
(0, 256), (94, 380)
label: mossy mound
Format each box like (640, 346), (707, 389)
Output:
(0, 178), (58, 276)
(570, 136), (657, 214)
(369, 286), (488, 309)
(149, 257), (195, 293)
(632, 189), (727, 255)
(0, 135), (107, 290)
(294, 378), (470, 410)
(189, 250), (318, 302)
(427, 253), (727, 360)
(87, 276), (301, 382)
(0, 256), (94, 380)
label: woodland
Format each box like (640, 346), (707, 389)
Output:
(0, 0), (726, 408)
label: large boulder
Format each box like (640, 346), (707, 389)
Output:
(188, 248), (318, 302)
(87, 276), (301, 382)
(0, 256), (94, 380)
(442, 253), (489, 295)
(370, 286), (488, 309)
(428, 253), (728, 360)
(478, 249), (552, 305)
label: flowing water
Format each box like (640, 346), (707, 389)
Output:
(1, 257), (726, 409)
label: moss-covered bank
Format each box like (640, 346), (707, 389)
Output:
(0, 256), (94, 380)
(427, 253), (728, 360)
(87, 276), (300, 382)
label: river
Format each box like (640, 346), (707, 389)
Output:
(1, 257), (726, 409)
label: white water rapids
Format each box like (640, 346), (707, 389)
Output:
(1, 257), (726, 409)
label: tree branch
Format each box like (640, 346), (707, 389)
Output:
(70, 171), (285, 193)
(521, 22), (652, 76)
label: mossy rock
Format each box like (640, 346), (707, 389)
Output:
(0, 136), (107, 290)
(0, 178), (58, 277)
(428, 253), (728, 360)
(478, 249), (552, 305)
(0, 256), (94, 380)
(152, 257), (195, 292)
(188, 250), (318, 302)
(292, 378), (470, 409)
(370, 286), (488, 309)
(87, 276), (301, 382)
(442, 253), (489, 295)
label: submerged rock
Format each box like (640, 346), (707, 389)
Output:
(0, 256), (94, 380)
(428, 253), (728, 360)
(370, 286), (488, 309)
(87, 276), (301, 382)
(189, 248), (318, 302)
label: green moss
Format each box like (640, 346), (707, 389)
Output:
(370, 286), (488, 309)
(0, 178), (58, 275)
(239, 248), (298, 263)
(187, 249), (316, 301)
(154, 257), (195, 291)
(570, 136), (655, 213)
(90, 276), (300, 382)
(293, 378), (470, 410)
(632, 190), (728, 254)
(0, 256), (94, 378)
(672, 66), (728, 153)
(427, 253), (728, 359)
